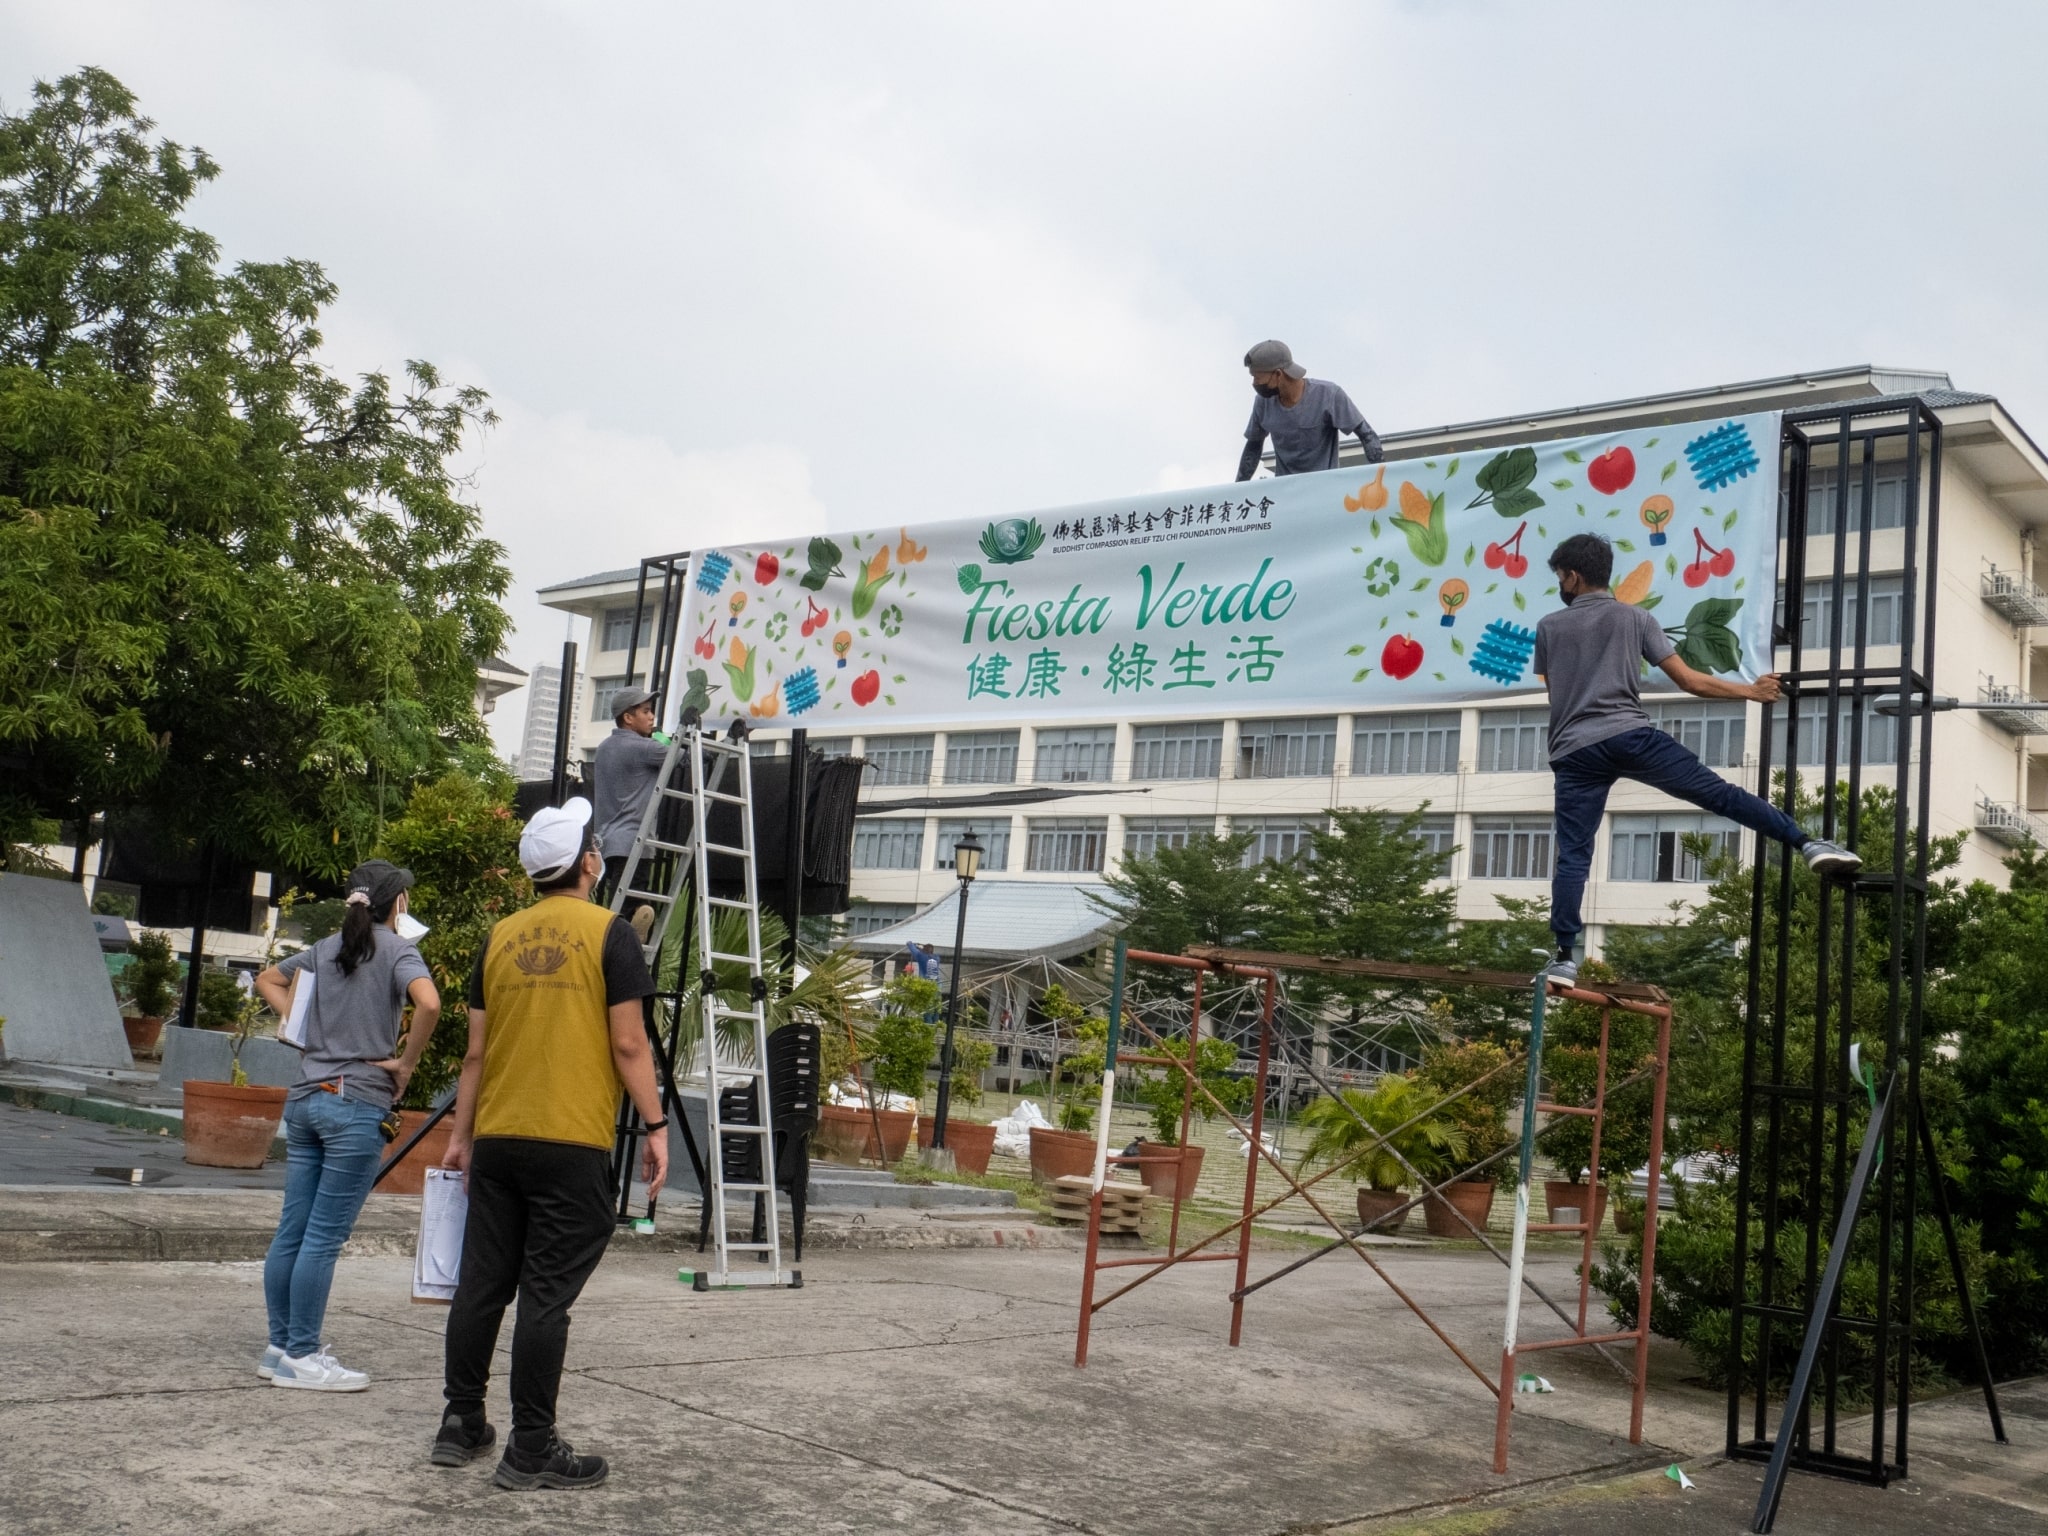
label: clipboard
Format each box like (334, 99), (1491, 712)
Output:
(279, 966), (315, 1050)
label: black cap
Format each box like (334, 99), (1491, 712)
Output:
(346, 859), (416, 910)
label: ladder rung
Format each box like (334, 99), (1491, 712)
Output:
(707, 951), (755, 965)
(701, 789), (747, 805)
(658, 786), (697, 800)
(709, 1007), (764, 1020)
(715, 1125), (771, 1137)
(641, 838), (693, 854)
(702, 842), (749, 858)
(705, 896), (751, 909)
(624, 889), (673, 904)
(721, 1241), (777, 1250)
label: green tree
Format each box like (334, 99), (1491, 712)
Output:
(0, 68), (508, 877)
(1093, 830), (1265, 967)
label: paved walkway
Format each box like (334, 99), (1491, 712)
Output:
(0, 1099), (283, 1190)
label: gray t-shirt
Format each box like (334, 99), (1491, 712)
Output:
(1244, 379), (1370, 475)
(591, 727), (671, 858)
(276, 928), (432, 1111)
(1532, 591), (1678, 760)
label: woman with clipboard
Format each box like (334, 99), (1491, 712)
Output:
(251, 859), (440, 1391)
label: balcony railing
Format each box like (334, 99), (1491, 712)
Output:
(1979, 682), (2048, 736)
(1975, 798), (2048, 848)
(1982, 567), (2048, 626)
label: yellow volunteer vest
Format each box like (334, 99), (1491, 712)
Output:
(475, 895), (622, 1149)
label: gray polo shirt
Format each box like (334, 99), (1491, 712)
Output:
(276, 929), (431, 1111)
(591, 726), (672, 857)
(1532, 591), (1678, 760)
(1244, 379), (1371, 475)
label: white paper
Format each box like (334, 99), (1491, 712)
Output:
(413, 1166), (468, 1305)
(279, 968), (314, 1050)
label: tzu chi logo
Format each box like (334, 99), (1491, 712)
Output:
(979, 517), (1044, 565)
(510, 922), (585, 979)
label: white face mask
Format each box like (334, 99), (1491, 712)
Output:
(395, 911), (429, 941)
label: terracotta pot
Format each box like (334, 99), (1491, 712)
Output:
(182, 1080), (287, 1169)
(1355, 1186), (1411, 1233)
(1544, 1180), (1608, 1229)
(1135, 1140), (1206, 1202)
(1028, 1126), (1098, 1183)
(122, 1014), (163, 1054)
(1613, 1196), (1645, 1237)
(1424, 1179), (1497, 1238)
(917, 1116), (997, 1175)
(815, 1103), (916, 1164)
(373, 1109), (456, 1196)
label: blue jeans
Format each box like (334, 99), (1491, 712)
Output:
(1550, 725), (1806, 948)
(264, 1093), (386, 1356)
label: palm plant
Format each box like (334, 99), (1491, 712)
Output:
(1294, 1074), (1467, 1193)
(657, 906), (876, 1073)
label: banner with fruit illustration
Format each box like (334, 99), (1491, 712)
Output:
(679, 411), (1780, 728)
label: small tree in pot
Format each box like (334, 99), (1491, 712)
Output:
(1417, 1034), (1517, 1236)
(1295, 1074), (1465, 1234)
(118, 930), (180, 1053)
(1541, 958), (1657, 1229)
(1132, 1034), (1250, 1200)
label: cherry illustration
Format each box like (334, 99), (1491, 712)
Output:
(851, 669), (881, 706)
(693, 620), (718, 660)
(1487, 521), (1530, 578)
(800, 596), (831, 637)
(1685, 527), (1733, 587)
(1588, 447), (1636, 496)
(1381, 634), (1425, 680)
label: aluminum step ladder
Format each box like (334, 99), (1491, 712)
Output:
(610, 720), (791, 1289)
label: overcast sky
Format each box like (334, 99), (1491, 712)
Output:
(9, 2), (2047, 756)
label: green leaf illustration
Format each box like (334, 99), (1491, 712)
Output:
(1661, 460), (1678, 482)
(1353, 667), (1373, 682)
(1464, 544), (1476, 566)
(956, 563), (983, 594)
(1615, 538), (1636, 552)
(1638, 594), (1663, 612)
(1346, 644), (1366, 656)
(1446, 457), (1461, 477)
(1723, 508), (1740, 532)
(1491, 486), (1545, 519)
(800, 536), (843, 591)
(1410, 575), (1432, 591)
(1450, 637), (1466, 655)
(1645, 437), (1659, 448)
(1666, 554), (1680, 577)
(1512, 589), (1527, 611)
(1550, 478), (1575, 490)
(1562, 449), (1584, 464)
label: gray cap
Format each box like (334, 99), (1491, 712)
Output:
(1243, 339), (1307, 380)
(609, 686), (656, 720)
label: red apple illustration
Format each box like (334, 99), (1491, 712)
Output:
(851, 669), (881, 706)
(1587, 447), (1636, 496)
(754, 552), (780, 585)
(1381, 634), (1424, 680)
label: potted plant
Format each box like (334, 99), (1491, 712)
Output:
(1539, 960), (1657, 1231)
(1131, 1033), (1249, 1202)
(182, 982), (286, 1169)
(1295, 1073), (1465, 1235)
(917, 1034), (998, 1174)
(1416, 1036), (1516, 1238)
(865, 975), (939, 1164)
(1030, 986), (1106, 1182)
(118, 929), (179, 1055)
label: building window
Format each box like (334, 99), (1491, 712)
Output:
(1237, 717), (1337, 779)
(1131, 721), (1222, 780)
(1768, 699), (1899, 767)
(1235, 816), (1326, 867)
(945, 730), (1019, 785)
(1033, 726), (1115, 783)
(1644, 699), (1747, 768)
(1354, 711), (1461, 775)
(862, 734), (933, 787)
(589, 675), (631, 722)
(1609, 814), (1742, 883)
(844, 902), (916, 936)
(810, 738), (853, 760)
(599, 605), (654, 654)
(934, 818), (1011, 872)
(1123, 816), (1213, 859)
(1404, 813), (1458, 868)
(1026, 817), (1107, 873)
(1788, 575), (1904, 650)
(852, 819), (924, 870)
(1474, 708), (1549, 773)
(1469, 817), (1553, 879)
(1780, 464), (1916, 538)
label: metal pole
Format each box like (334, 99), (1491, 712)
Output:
(1074, 939), (1124, 1368)
(178, 843), (215, 1029)
(550, 638), (579, 804)
(1494, 971), (1552, 1474)
(782, 728), (808, 976)
(931, 874), (973, 1150)
(1227, 973), (1275, 1347)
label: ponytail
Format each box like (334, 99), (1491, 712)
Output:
(336, 895), (395, 975)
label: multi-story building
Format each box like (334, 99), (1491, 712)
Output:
(513, 662), (579, 780)
(535, 367), (2048, 956)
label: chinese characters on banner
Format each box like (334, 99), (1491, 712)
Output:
(679, 413), (1780, 729)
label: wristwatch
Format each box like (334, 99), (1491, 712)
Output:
(645, 1118), (669, 1132)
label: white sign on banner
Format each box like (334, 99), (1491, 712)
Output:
(680, 412), (1780, 729)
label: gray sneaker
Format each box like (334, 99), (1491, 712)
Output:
(1541, 957), (1579, 986)
(1802, 838), (1863, 879)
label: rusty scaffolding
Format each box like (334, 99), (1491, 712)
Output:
(1070, 942), (1673, 1475)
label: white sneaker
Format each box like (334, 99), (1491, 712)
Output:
(1802, 838), (1863, 878)
(258, 1344), (284, 1380)
(272, 1350), (369, 1392)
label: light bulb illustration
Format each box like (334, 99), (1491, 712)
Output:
(727, 590), (748, 626)
(832, 630), (853, 668)
(1437, 577), (1469, 628)
(1639, 494), (1675, 547)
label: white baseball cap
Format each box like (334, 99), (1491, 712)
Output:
(520, 797), (595, 881)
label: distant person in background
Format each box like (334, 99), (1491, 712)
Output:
(1237, 339), (1382, 480)
(253, 859), (440, 1392)
(590, 685), (667, 927)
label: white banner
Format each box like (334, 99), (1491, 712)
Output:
(680, 412), (1780, 728)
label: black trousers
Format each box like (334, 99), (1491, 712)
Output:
(599, 855), (629, 906)
(443, 1137), (613, 1442)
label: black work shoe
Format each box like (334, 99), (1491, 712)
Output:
(431, 1410), (497, 1467)
(493, 1433), (609, 1491)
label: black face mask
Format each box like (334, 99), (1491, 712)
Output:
(1252, 381), (1280, 399)
(1557, 577), (1576, 605)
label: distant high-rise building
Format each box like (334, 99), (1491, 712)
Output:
(516, 663), (580, 780)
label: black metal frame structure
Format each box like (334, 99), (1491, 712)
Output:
(1728, 401), (2005, 1530)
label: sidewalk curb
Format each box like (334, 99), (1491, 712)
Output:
(5, 1083), (288, 1160)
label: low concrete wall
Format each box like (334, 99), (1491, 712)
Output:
(158, 1026), (301, 1091)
